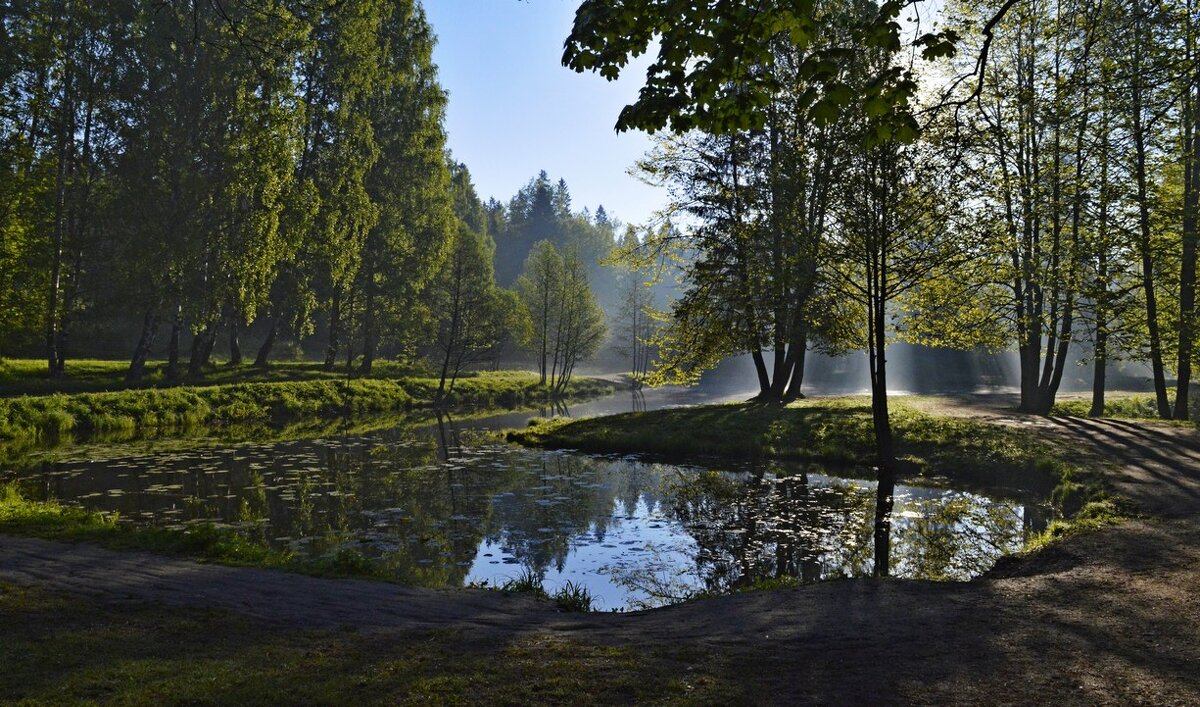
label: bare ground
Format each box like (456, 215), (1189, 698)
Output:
(906, 393), (1200, 518)
(3, 397), (1200, 704)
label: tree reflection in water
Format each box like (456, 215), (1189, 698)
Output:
(611, 463), (1032, 608)
(12, 429), (1041, 609)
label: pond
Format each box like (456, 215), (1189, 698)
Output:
(2, 390), (1051, 611)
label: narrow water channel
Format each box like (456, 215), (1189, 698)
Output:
(2, 387), (1050, 611)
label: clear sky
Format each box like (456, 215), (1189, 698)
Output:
(423, 1), (664, 228)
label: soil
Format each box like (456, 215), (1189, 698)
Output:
(3, 396), (1200, 704)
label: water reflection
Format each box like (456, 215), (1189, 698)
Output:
(5, 416), (1048, 610)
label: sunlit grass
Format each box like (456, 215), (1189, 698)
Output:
(1052, 394), (1199, 425)
(0, 357), (430, 395)
(509, 397), (1102, 509)
(0, 370), (615, 447)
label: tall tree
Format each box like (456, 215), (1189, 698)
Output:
(355, 0), (454, 373)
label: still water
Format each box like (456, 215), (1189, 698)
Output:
(3, 390), (1048, 611)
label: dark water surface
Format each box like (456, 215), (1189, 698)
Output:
(3, 388), (1049, 610)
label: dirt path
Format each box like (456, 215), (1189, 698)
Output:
(906, 394), (1200, 517)
(4, 397), (1200, 703)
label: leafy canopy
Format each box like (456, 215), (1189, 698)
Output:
(562, 0), (958, 137)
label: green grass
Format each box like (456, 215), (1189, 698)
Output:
(0, 370), (614, 447)
(1052, 394), (1200, 425)
(0, 357), (429, 395)
(0, 582), (729, 705)
(510, 398), (1102, 510)
(1023, 498), (1129, 553)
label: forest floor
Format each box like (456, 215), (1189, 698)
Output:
(2, 397), (1199, 704)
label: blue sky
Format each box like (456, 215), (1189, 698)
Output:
(423, 1), (663, 228)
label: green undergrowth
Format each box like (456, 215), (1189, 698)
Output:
(0, 371), (614, 448)
(0, 583), (727, 705)
(510, 398), (1103, 510)
(1052, 394), (1200, 426)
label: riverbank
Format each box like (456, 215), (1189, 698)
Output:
(0, 370), (615, 447)
(508, 397), (1106, 511)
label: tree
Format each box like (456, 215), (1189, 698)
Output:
(257, 0), (383, 370)
(827, 115), (967, 576)
(516, 240), (606, 392)
(629, 28), (845, 402)
(354, 0), (454, 373)
(517, 240), (564, 385)
(1173, 0), (1199, 419)
(548, 250), (607, 392)
(427, 162), (517, 396)
(613, 226), (659, 384)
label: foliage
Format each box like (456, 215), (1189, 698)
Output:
(562, 0), (941, 137)
(0, 0), (471, 383)
(517, 241), (607, 391)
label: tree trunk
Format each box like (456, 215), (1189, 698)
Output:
(869, 292), (894, 579)
(1176, 72), (1199, 420)
(324, 294), (341, 370)
(1091, 320), (1107, 418)
(254, 313), (279, 368)
(200, 323), (218, 367)
(165, 307), (182, 381)
(1131, 27), (1173, 419)
(227, 317), (242, 366)
(359, 266), (377, 374)
(750, 349), (771, 399)
(766, 343), (795, 404)
(127, 307), (160, 384)
(188, 331), (205, 377)
(189, 323), (217, 376)
(783, 331), (808, 401)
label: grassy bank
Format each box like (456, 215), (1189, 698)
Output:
(509, 398), (1104, 509)
(0, 358), (426, 396)
(0, 371), (614, 446)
